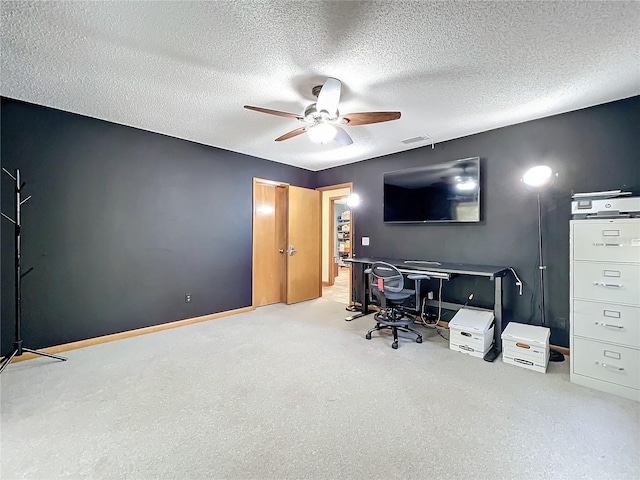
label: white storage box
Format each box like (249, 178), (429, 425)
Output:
(449, 308), (495, 358)
(501, 322), (550, 373)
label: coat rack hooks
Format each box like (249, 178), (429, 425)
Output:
(2, 166), (16, 180)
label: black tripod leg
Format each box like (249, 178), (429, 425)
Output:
(22, 348), (67, 361)
(0, 349), (20, 374)
(483, 347), (500, 363)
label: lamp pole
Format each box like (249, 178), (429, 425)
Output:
(522, 165), (563, 361)
(536, 193), (547, 327)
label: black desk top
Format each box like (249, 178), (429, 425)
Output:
(345, 257), (511, 279)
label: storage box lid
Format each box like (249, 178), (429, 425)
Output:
(448, 308), (494, 332)
(501, 322), (550, 346)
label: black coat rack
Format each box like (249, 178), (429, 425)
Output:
(0, 167), (66, 373)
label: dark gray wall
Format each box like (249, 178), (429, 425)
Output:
(315, 96), (640, 346)
(3, 97), (638, 353)
(1, 98), (313, 355)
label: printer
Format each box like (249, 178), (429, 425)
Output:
(571, 190), (640, 219)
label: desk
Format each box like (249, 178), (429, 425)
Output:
(345, 257), (512, 361)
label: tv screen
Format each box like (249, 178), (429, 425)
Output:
(383, 157), (481, 223)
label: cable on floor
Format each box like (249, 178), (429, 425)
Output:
(416, 278), (451, 342)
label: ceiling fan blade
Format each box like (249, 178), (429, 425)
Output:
(342, 111), (401, 126)
(333, 127), (353, 146)
(275, 127), (307, 142)
(316, 77), (341, 116)
(244, 105), (303, 121)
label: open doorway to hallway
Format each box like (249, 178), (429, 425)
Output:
(318, 183), (353, 305)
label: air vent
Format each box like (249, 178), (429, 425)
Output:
(401, 134), (434, 148)
(402, 136), (427, 144)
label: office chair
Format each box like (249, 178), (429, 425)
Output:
(365, 262), (429, 349)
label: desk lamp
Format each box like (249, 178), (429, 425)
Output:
(521, 165), (564, 362)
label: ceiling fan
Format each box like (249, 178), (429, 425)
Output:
(244, 77), (401, 145)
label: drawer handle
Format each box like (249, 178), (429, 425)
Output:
(592, 282), (623, 288)
(592, 243), (623, 247)
(596, 362), (624, 371)
(594, 322), (624, 329)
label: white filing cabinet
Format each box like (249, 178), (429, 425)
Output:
(570, 218), (640, 401)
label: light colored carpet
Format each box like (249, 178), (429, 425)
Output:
(1, 298), (638, 480)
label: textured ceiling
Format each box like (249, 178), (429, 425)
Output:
(1, 1), (639, 171)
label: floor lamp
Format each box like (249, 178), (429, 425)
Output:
(521, 165), (564, 362)
(345, 193), (363, 317)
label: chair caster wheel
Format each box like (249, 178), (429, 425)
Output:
(416, 337), (423, 344)
(365, 333), (372, 340)
(392, 341), (398, 349)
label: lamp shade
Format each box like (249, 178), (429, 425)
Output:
(522, 165), (555, 190)
(346, 193), (361, 208)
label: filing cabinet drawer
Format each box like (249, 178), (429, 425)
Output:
(573, 262), (640, 305)
(573, 337), (640, 390)
(572, 220), (640, 263)
(573, 300), (640, 348)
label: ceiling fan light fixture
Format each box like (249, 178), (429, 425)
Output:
(307, 123), (337, 143)
(245, 77), (401, 145)
(455, 178), (477, 191)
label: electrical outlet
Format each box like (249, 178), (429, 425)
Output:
(185, 294), (191, 303)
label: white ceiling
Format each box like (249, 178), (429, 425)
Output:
(2, 1), (638, 171)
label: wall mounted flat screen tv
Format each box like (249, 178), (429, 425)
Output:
(384, 157), (481, 223)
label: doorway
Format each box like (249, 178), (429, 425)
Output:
(252, 179), (322, 307)
(318, 183), (353, 305)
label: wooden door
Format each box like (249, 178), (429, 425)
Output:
(252, 181), (287, 306)
(286, 186), (321, 304)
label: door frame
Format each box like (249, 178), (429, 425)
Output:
(317, 183), (354, 298)
(327, 195), (350, 286)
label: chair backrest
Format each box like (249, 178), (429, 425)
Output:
(370, 262), (404, 293)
